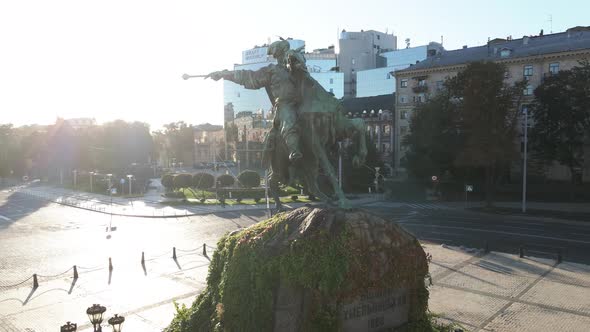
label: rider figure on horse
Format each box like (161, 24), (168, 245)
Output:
(208, 40), (304, 163)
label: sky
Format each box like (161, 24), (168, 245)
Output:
(1, 0), (588, 131)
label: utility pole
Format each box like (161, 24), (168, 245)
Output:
(522, 107), (528, 213)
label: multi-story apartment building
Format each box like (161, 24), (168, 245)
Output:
(338, 30), (397, 98)
(394, 27), (590, 181)
(356, 43), (445, 98)
(342, 95), (395, 169)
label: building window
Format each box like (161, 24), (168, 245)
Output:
(500, 49), (511, 57)
(377, 35), (380, 40)
(386, 73), (391, 79)
(549, 62), (559, 75)
(237, 92), (240, 97)
(329, 78), (334, 84)
(418, 79), (426, 86)
(400, 126), (408, 136)
(329, 88), (334, 94)
(436, 80), (443, 90)
(523, 65), (533, 77)
(400, 79), (408, 88)
(400, 111), (408, 119)
(524, 84), (533, 96)
(399, 95), (407, 104)
(351, 58), (356, 65)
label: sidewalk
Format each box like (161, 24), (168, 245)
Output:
(425, 243), (590, 331)
(2, 242), (588, 331)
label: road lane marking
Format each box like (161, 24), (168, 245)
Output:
(0, 214), (11, 221)
(402, 223), (590, 245)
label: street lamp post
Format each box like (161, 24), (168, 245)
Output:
(89, 172), (94, 193)
(374, 167), (381, 194)
(522, 107), (528, 213)
(86, 304), (106, 332)
(108, 314), (125, 332)
(338, 141), (343, 188)
(60, 322), (77, 332)
(73, 169), (77, 190)
(126, 175), (133, 195)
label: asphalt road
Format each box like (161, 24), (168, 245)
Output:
(365, 204), (590, 264)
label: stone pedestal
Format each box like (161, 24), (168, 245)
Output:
(167, 207), (430, 332)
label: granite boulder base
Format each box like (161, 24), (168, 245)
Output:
(166, 207), (430, 332)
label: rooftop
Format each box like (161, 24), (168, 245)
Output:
(397, 27), (590, 73)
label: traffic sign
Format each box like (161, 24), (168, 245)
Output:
(465, 185), (474, 192)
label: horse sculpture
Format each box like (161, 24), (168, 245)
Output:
(263, 70), (367, 210)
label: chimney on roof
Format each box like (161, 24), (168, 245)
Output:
(523, 36), (530, 45)
(462, 45), (468, 49)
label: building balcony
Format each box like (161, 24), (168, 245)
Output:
(412, 85), (428, 93)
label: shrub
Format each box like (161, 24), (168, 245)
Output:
(216, 174), (235, 188)
(161, 174), (174, 190)
(173, 173), (193, 190)
(193, 173), (215, 190)
(236, 198), (242, 203)
(291, 195), (298, 201)
(237, 170), (261, 188)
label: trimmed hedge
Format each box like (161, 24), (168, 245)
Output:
(193, 173), (215, 190)
(216, 174), (235, 188)
(237, 170), (261, 188)
(217, 188), (265, 200)
(161, 174), (174, 190)
(173, 173), (193, 189)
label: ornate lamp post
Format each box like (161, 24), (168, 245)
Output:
(60, 321), (77, 332)
(86, 303), (106, 331)
(108, 314), (125, 332)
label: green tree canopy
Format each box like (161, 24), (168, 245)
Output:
(402, 91), (463, 180)
(530, 60), (590, 185)
(446, 61), (526, 206)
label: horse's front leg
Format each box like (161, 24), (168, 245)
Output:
(312, 141), (350, 209)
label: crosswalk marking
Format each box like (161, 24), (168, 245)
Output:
(405, 203), (452, 210)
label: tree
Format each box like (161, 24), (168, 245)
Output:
(163, 121), (194, 166)
(237, 170), (261, 188)
(446, 61), (526, 207)
(342, 136), (384, 193)
(530, 60), (590, 190)
(403, 92), (463, 180)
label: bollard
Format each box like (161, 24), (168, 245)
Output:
(203, 243), (207, 256)
(519, 246), (524, 258)
(141, 252), (145, 265)
(557, 249), (562, 263)
(73, 265), (78, 279)
(172, 247), (177, 260)
(109, 257), (113, 271)
(33, 274), (39, 289)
